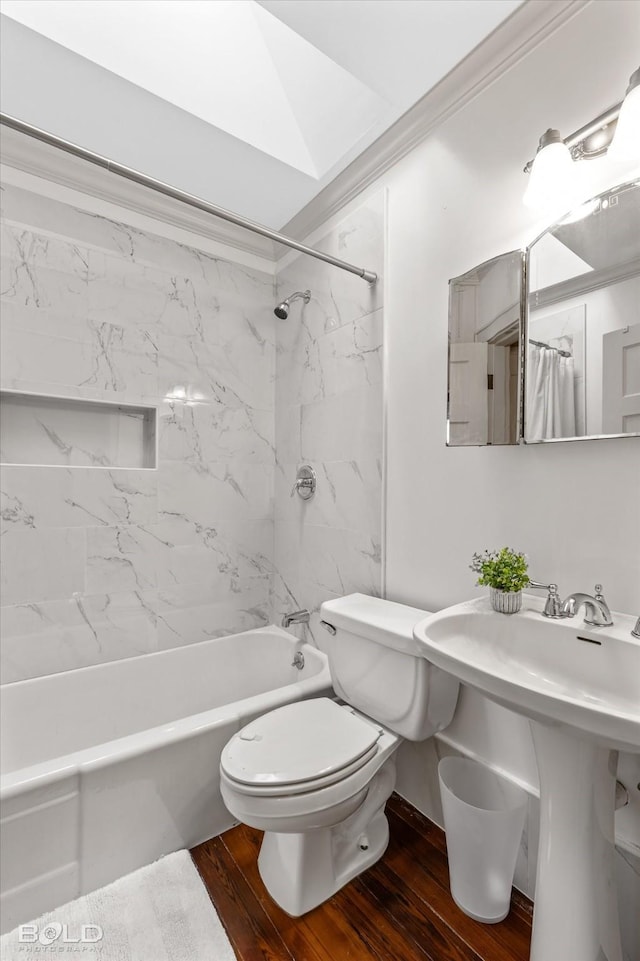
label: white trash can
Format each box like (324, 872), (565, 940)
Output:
(438, 756), (527, 923)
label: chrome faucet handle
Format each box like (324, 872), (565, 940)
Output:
(586, 584), (613, 626)
(290, 466), (316, 500)
(632, 617), (640, 639)
(290, 478), (312, 496)
(528, 580), (564, 618)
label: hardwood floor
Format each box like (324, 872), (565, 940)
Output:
(191, 793), (532, 961)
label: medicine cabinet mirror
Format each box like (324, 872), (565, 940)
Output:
(525, 180), (640, 442)
(447, 179), (640, 446)
(447, 250), (524, 446)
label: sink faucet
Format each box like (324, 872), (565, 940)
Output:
(282, 609), (310, 628)
(561, 585), (613, 627)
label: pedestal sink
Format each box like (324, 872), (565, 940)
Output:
(413, 595), (640, 961)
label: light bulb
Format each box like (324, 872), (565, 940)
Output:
(523, 130), (577, 213)
(608, 67), (640, 163)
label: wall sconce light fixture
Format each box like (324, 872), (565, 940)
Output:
(608, 66), (640, 162)
(523, 66), (640, 211)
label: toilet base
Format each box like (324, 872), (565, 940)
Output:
(258, 809), (390, 916)
(257, 761), (396, 916)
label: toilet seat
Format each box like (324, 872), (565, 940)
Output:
(220, 707), (401, 834)
(223, 742), (381, 797)
(221, 698), (383, 796)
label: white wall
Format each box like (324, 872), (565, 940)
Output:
(382, 4), (639, 936)
(288, 0), (639, 929)
(381, 0), (640, 763)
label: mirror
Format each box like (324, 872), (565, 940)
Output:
(447, 251), (524, 445)
(525, 180), (640, 442)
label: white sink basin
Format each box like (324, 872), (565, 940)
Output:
(413, 594), (640, 753)
(413, 594), (640, 961)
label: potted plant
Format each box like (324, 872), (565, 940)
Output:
(470, 547), (529, 614)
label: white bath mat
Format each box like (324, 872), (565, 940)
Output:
(0, 850), (236, 961)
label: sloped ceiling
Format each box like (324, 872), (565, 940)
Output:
(0, 0), (522, 228)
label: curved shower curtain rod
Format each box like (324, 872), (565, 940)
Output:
(0, 113), (378, 285)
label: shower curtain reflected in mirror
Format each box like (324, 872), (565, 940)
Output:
(526, 343), (576, 441)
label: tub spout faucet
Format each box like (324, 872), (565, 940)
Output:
(282, 609), (310, 628)
(561, 585), (613, 627)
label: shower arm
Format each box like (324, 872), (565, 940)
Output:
(0, 113), (378, 285)
(287, 291), (310, 305)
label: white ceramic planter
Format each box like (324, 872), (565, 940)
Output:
(489, 588), (522, 614)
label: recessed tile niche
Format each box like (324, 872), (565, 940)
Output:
(0, 392), (157, 469)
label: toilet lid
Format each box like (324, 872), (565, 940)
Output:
(221, 698), (381, 787)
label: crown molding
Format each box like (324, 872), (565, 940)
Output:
(0, 125), (277, 271)
(281, 0), (589, 250)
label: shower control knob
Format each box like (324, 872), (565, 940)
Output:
(290, 465), (316, 500)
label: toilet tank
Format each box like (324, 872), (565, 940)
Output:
(319, 594), (459, 741)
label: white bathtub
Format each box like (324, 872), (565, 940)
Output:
(0, 626), (331, 933)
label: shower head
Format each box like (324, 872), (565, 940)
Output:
(274, 289), (311, 319)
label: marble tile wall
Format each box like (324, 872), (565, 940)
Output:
(0, 184), (276, 682)
(271, 194), (385, 644)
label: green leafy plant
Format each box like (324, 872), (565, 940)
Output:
(470, 547), (529, 593)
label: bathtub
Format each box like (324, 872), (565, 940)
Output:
(0, 626), (331, 933)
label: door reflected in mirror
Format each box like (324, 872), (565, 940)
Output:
(525, 180), (640, 443)
(447, 251), (523, 446)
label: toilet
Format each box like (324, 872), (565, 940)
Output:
(220, 593), (460, 916)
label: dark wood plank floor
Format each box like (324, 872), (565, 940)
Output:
(191, 793), (532, 961)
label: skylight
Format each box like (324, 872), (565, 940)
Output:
(1, 0), (388, 178)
